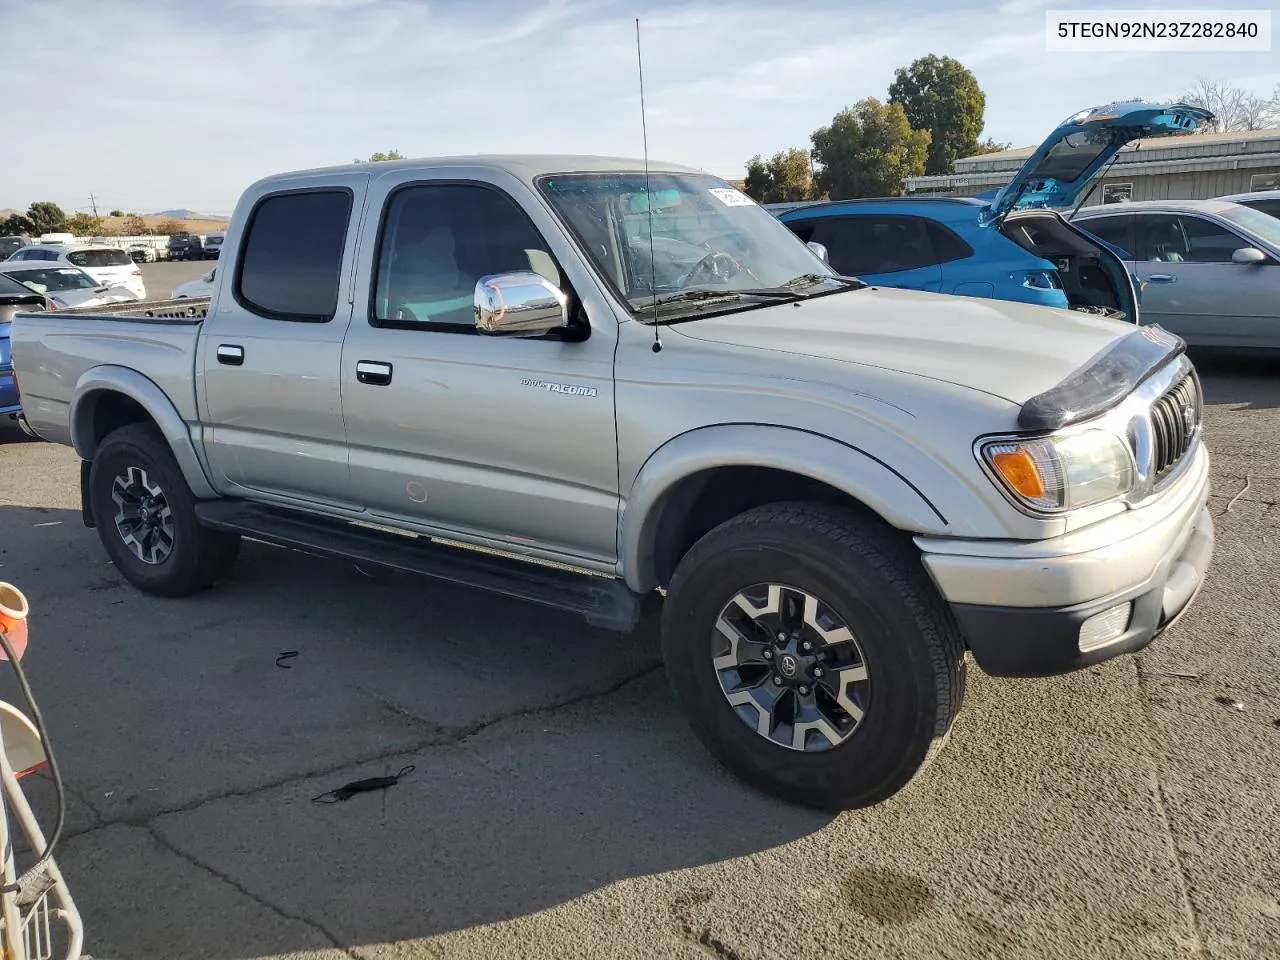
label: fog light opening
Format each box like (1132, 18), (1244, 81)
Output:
(1078, 602), (1133, 653)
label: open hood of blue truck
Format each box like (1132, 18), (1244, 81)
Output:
(980, 101), (1214, 226)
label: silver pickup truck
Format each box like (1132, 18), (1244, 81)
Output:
(9, 155), (1213, 810)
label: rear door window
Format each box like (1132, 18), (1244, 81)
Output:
(794, 214), (940, 276)
(235, 189), (353, 321)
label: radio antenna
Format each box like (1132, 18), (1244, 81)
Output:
(636, 18), (662, 353)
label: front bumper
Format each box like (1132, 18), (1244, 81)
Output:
(917, 445), (1213, 676)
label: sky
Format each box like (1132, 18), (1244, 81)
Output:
(3, 0), (1278, 216)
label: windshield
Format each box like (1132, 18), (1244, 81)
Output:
(537, 171), (841, 318)
(1220, 205), (1280, 252)
(0, 238), (25, 257)
(67, 248), (132, 268)
(6, 267), (101, 293)
(207, 236), (223, 246)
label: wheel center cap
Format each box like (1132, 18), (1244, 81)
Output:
(777, 653), (800, 679)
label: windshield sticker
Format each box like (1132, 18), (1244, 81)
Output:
(708, 188), (755, 207)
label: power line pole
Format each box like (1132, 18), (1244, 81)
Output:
(88, 192), (99, 217)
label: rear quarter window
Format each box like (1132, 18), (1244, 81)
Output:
(235, 189), (353, 321)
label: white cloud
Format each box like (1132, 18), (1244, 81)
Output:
(1, 0), (1275, 212)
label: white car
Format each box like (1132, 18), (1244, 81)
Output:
(172, 267), (215, 299)
(4, 244), (146, 299)
(0, 261), (139, 309)
(128, 242), (159, 263)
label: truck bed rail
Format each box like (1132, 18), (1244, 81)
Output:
(43, 297), (211, 321)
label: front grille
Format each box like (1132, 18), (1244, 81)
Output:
(1149, 371), (1201, 480)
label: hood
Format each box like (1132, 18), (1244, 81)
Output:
(668, 287), (1140, 407)
(982, 101), (1214, 225)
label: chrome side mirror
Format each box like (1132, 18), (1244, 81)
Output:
(806, 241), (829, 264)
(474, 271), (570, 337)
(1231, 246), (1267, 264)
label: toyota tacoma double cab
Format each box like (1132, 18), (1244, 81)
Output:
(8, 155), (1213, 809)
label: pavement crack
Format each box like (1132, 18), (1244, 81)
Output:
(1133, 658), (1207, 956)
(65, 661), (663, 835)
(144, 822), (358, 958)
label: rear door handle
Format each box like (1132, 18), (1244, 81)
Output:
(356, 360), (393, 386)
(1144, 274), (1176, 283)
(216, 344), (244, 365)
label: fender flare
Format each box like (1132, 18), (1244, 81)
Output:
(619, 423), (950, 593)
(71, 365), (218, 499)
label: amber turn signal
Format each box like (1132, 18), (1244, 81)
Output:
(990, 449), (1045, 500)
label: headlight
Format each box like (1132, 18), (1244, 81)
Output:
(981, 429), (1134, 512)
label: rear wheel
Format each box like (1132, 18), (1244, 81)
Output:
(89, 423), (240, 597)
(661, 501), (965, 810)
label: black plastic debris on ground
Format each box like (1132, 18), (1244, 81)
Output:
(312, 765), (415, 804)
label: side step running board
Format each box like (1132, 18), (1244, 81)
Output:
(194, 501), (653, 633)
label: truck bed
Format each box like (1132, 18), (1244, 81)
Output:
(9, 298), (209, 446)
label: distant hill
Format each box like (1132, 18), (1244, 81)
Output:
(151, 209), (230, 221)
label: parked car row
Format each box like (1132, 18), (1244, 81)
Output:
(774, 101), (1280, 350)
(3, 243), (146, 298)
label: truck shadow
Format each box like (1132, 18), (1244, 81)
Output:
(1, 504), (832, 960)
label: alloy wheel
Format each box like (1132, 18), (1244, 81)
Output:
(712, 583), (870, 752)
(111, 466), (175, 565)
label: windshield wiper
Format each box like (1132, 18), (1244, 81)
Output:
(638, 274), (866, 321)
(777, 273), (867, 290)
(638, 288), (801, 317)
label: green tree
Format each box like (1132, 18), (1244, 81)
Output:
(67, 213), (105, 236)
(355, 149), (406, 162)
(743, 148), (816, 203)
(889, 54), (987, 175)
(108, 209), (125, 218)
(969, 136), (1012, 157)
(0, 214), (36, 236)
(26, 201), (68, 235)
(810, 98), (930, 200)
(121, 215), (151, 236)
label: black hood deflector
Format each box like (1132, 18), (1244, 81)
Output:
(1018, 325), (1185, 431)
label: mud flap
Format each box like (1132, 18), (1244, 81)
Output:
(80, 460), (95, 528)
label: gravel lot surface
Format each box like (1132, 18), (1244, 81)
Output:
(0, 351), (1276, 960)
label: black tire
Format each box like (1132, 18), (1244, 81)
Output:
(661, 501), (966, 810)
(89, 423), (240, 597)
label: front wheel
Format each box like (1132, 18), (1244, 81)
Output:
(89, 423), (241, 597)
(661, 502), (966, 810)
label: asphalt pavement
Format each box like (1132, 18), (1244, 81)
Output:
(0, 353), (1277, 959)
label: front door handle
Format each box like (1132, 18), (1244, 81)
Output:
(356, 360), (393, 386)
(1144, 274), (1176, 283)
(216, 344), (244, 365)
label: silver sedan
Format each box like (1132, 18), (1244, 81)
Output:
(1071, 199), (1280, 350)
